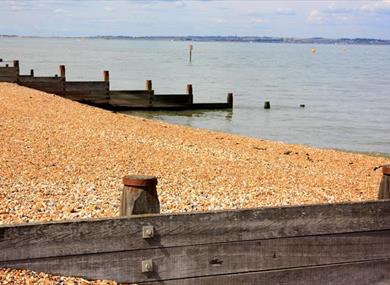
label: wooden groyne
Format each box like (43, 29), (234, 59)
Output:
(0, 174), (389, 284)
(0, 59), (233, 111)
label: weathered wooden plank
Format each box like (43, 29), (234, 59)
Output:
(65, 81), (107, 92)
(143, 259), (390, 285)
(65, 81), (108, 101)
(0, 201), (389, 263)
(66, 91), (107, 99)
(0, 76), (18, 82)
(153, 95), (191, 104)
(0, 66), (18, 77)
(18, 77), (63, 83)
(109, 91), (151, 106)
(18, 77), (64, 94)
(110, 90), (151, 96)
(2, 230), (389, 283)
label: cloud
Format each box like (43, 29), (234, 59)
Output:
(275, 8), (296, 16)
(251, 18), (266, 24)
(307, 9), (323, 24)
(360, 0), (390, 14)
(103, 6), (115, 12)
(213, 18), (226, 24)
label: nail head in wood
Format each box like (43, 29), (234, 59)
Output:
(123, 175), (158, 187)
(141, 260), (153, 273)
(142, 226), (154, 239)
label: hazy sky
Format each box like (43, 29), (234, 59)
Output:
(1, 0), (389, 39)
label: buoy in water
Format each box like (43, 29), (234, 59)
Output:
(311, 48), (316, 53)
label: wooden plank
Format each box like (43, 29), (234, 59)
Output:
(0, 201), (389, 263)
(109, 91), (150, 106)
(0, 67), (18, 77)
(0, 76), (18, 83)
(110, 90), (150, 96)
(65, 81), (107, 92)
(65, 82), (108, 101)
(153, 95), (190, 104)
(1, 230), (389, 283)
(191, 103), (231, 109)
(18, 77), (64, 94)
(143, 259), (390, 285)
(18, 77), (63, 83)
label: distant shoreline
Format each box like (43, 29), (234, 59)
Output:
(1, 35), (390, 45)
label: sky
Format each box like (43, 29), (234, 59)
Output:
(0, 0), (389, 39)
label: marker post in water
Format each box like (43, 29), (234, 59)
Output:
(189, 44), (193, 63)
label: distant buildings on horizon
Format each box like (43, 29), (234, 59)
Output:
(1, 34), (389, 45)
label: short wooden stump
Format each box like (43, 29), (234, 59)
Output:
(120, 175), (160, 216)
(379, 165), (390, 200)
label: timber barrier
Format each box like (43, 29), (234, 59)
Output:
(0, 174), (389, 284)
(0, 59), (233, 111)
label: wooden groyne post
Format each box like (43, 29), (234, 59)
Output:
(120, 175), (160, 216)
(146, 80), (153, 106)
(59, 65), (66, 96)
(13, 60), (19, 75)
(103, 70), (110, 100)
(186, 84), (193, 104)
(379, 165), (390, 200)
(227, 92), (233, 108)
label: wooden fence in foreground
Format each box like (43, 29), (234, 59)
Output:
(0, 60), (232, 110)
(1, 172), (390, 284)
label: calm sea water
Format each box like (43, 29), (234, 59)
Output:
(1, 38), (389, 155)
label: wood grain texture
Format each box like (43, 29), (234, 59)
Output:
(0, 76), (18, 82)
(142, 259), (390, 285)
(65, 82), (108, 101)
(153, 95), (191, 104)
(379, 175), (390, 200)
(1, 230), (389, 283)
(0, 201), (389, 263)
(0, 66), (18, 77)
(18, 77), (64, 94)
(65, 81), (107, 92)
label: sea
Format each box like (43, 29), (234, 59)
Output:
(1, 37), (389, 155)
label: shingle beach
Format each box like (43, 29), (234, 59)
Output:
(0, 82), (387, 284)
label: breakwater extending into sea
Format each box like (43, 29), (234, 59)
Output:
(1, 37), (389, 154)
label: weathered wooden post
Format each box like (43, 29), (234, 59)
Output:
(146, 80), (153, 107)
(227, 92), (233, 108)
(59, 65), (66, 96)
(379, 165), (390, 200)
(189, 44), (193, 63)
(186, 84), (193, 105)
(103, 70), (110, 100)
(120, 175), (160, 216)
(13, 60), (19, 78)
(103, 70), (109, 82)
(264, 101), (271, 109)
(59, 65), (66, 78)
